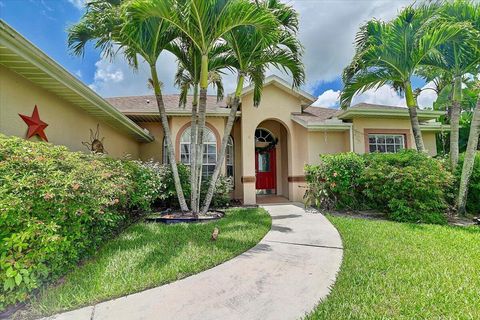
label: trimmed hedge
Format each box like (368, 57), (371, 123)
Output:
(0, 135), (232, 310)
(305, 151), (455, 224)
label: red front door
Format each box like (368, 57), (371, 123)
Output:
(255, 148), (276, 191)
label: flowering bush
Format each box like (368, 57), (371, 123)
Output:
(305, 150), (455, 224)
(305, 153), (365, 210)
(0, 135), (165, 310)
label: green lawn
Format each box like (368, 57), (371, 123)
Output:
(307, 215), (480, 319)
(22, 208), (271, 318)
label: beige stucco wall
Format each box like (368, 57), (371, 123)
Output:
(240, 84), (309, 204)
(0, 65), (140, 158)
(137, 122), (164, 162)
(351, 117), (437, 156)
(307, 131), (350, 164)
(422, 132), (438, 157)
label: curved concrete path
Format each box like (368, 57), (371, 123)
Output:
(43, 204), (343, 320)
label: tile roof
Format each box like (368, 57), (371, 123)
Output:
(291, 106), (342, 126)
(105, 94), (229, 114)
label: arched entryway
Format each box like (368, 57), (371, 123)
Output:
(254, 120), (290, 203)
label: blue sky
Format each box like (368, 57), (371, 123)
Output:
(0, 0), (436, 108)
(1, 0), (99, 84)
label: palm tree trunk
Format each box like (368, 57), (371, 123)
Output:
(195, 88), (207, 212)
(190, 85), (199, 213)
(193, 54), (209, 213)
(405, 81), (425, 152)
(201, 75), (244, 214)
(450, 76), (462, 169)
(150, 65), (189, 212)
(457, 95), (480, 215)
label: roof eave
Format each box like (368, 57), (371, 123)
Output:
(240, 75), (316, 107)
(0, 20), (154, 143)
(291, 115), (352, 131)
(337, 108), (443, 121)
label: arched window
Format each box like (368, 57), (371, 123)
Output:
(255, 128), (275, 143)
(226, 136), (234, 181)
(180, 126), (217, 177)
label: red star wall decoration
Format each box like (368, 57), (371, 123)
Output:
(19, 105), (49, 142)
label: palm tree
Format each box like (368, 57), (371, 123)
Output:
(201, 0), (305, 213)
(454, 0), (480, 214)
(458, 87), (480, 214)
(69, 0), (189, 211)
(169, 38), (227, 212)
(131, 0), (277, 214)
(422, 0), (480, 168)
(340, 4), (464, 152)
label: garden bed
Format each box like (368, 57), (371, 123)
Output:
(145, 210), (225, 224)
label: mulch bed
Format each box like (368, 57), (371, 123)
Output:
(145, 210), (225, 224)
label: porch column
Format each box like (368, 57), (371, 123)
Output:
(241, 123), (256, 205)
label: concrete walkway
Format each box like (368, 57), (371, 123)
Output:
(43, 204), (343, 320)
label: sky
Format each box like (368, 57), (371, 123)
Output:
(0, 0), (440, 109)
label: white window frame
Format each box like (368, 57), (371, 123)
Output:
(180, 127), (217, 178)
(226, 136), (234, 182)
(368, 134), (405, 153)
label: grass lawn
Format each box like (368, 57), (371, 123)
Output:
(306, 215), (480, 319)
(22, 207), (271, 318)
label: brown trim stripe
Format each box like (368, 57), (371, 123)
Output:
(288, 176), (306, 182)
(241, 176), (256, 183)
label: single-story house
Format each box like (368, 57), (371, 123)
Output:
(0, 20), (450, 205)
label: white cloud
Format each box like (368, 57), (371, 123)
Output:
(313, 81), (439, 109)
(417, 81), (438, 109)
(313, 89), (340, 107)
(352, 85), (406, 107)
(87, 1), (414, 97)
(67, 0), (85, 10)
(89, 51), (179, 97)
(293, 0), (411, 91)
(75, 70), (82, 78)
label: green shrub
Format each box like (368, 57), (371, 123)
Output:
(143, 161), (233, 209)
(305, 150), (455, 224)
(457, 152), (480, 214)
(361, 151), (453, 224)
(201, 175), (234, 209)
(0, 135), (165, 310)
(305, 153), (365, 210)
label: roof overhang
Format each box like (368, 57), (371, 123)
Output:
(0, 20), (153, 142)
(338, 108), (444, 121)
(291, 114), (352, 131)
(420, 123), (451, 132)
(124, 110), (241, 122)
(240, 75), (316, 109)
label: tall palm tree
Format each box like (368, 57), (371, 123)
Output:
(458, 86), (480, 214)
(169, 38), (227, 212)
(455, 1), (480, 214)
(201, 0), (305, 213)
(131, 0), (277, 214)
(423, 0), (480, 168)
(340, 4), (464, 152)
(69, 0), (189, 211)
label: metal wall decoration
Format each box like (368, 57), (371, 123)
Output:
(19, 105), (49, 142)
(82, 124), (106, 154)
